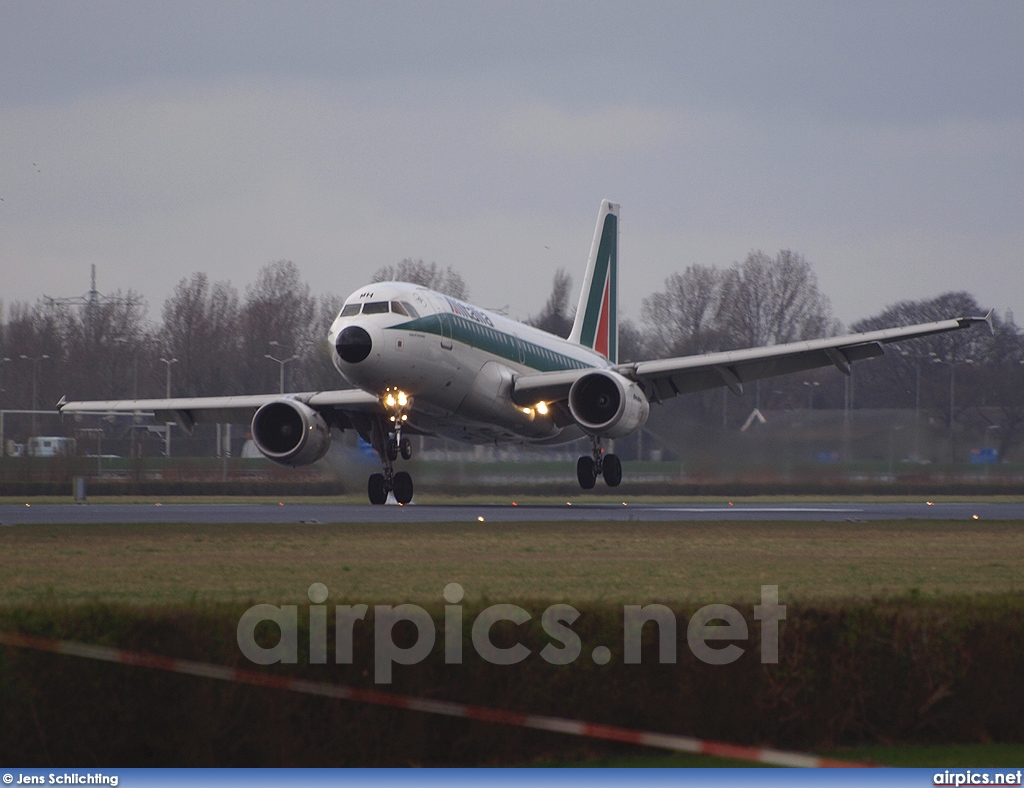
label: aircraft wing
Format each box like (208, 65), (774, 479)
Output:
(59, 389), (383, 433)
(513, 314), (992, 405)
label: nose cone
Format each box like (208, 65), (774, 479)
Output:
(336, 325), (372, 363)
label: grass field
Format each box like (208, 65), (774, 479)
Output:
(3, 513), (1024, 767)
(2, 518), (1023, 605)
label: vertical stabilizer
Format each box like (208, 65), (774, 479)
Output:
(568, 200), (619, 363)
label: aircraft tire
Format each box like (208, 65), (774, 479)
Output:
(602, 453), (622, 487)
(576, 456), (597, 489)
(393, 471), (414, 504)
(400, 437), (412, 460)
(386, 438), (399, 461)
(368, 473), (388, 505)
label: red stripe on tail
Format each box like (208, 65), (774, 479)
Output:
(594, 274), (611, 359)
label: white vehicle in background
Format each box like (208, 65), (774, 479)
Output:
(27, 436), (76, 457)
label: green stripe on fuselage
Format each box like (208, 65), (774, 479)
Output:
(391, 315), (594, 373)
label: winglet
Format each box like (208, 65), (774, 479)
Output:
(958, 309), (995, 334)
(569, 200), (619, 363)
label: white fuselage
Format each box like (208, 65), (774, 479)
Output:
(328, 282), (610, 444)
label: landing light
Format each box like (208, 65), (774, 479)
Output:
(536, 401), (548, 415)
(383, 387), (411, 412)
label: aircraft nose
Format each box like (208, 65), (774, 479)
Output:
(336, 325), (372, 363)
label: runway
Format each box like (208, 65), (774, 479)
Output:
(2, 500), (1023, 525)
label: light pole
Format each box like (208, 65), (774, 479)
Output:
(159, 357), (178, 398)
(802, 380), (819, 409)
(20, 354), (49, 435)
(842, 367), (854, 465)
(899, 349), (925, 461)
(159, 357), (178, 456)
(931, 353), (973, 464)
(265, 341), (298, 394)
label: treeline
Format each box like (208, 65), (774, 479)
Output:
(530, 251), (1024, 461)
(0, 258), (471, 414)
(2, 251), (1023, 458)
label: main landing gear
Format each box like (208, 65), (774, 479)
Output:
(577, 435), (622, 489)
(367, 433), (414, 505)
(367, 391), (415, 505)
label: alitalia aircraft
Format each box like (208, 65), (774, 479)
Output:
(60, 201), (990, 504)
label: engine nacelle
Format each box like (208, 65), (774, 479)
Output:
(568, 370), (650, 438)
(251, 400), (331, 467)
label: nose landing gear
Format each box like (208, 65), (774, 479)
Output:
(577, 435), (622, 489)
(367, 389), (415, 505)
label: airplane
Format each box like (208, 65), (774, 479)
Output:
(59, 200), (991, 504)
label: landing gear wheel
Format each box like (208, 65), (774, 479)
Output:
(602, 453), (622, 487)
(576, 456), (597, 490)
(399, 437), (412, 460)
(368, 473), (388, 505)
(393, 471), (414, 504)
(386, 438), (399, 461)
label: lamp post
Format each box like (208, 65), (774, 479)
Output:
(802, 380), (819, 409)
(265, 341), (298, 394)
(899, 349), (926, 461)
(159, 357), (178, 398)
(930, 353), (973, 464)
(842, 367), (854, 465)
(20, 354), (49, 435)
(159, 357), (178, 456)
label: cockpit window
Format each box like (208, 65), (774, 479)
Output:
(362, 301), (390, 314)
(339, 303), (361, 317)
(390, 301), (419, 318)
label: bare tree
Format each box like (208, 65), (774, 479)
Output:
(239, 261), (318, 394)
(307, 293), (349, 390)
(51, 291), (150, 402)
(372, 258), (468, 300)
(717, 250), (838, 349)
(161, 273), (242, 397)
(641, 265), (724, 357)
(528, 268), (574, 338)
(849, 292), (1024, 460)
(2, 302), (62, 411)
(617, 317), (650, 364)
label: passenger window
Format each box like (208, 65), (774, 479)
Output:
(362, 302), (390, 314)
(340, 304), (361, 317)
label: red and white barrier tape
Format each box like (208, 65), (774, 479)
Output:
(0, 630), (870, 768)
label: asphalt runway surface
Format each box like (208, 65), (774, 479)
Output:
(2, 500), (1023, 525)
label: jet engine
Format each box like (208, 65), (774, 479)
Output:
(568, 370), (650, 438)
(250, 400), (331, 467)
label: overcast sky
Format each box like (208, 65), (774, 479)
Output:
(2, 0), (1022, 328)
